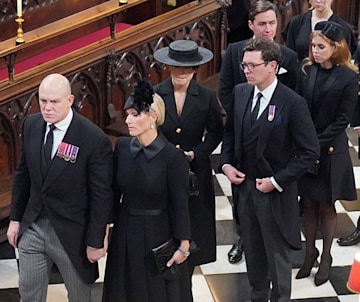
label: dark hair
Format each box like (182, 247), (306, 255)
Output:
(248, 0), (278, 22)
(243, 37), (281, 64)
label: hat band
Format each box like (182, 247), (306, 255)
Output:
(168, 47), (203, 62)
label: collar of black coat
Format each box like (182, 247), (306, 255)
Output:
(130, 132), (167, 160)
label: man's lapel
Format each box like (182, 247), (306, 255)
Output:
(30, 118), (47, 185)
(234, 84), (253, 145)
(256, 83), (286, 158)
(42, 113), (82, 190)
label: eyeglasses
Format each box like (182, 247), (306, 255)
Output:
(240, 62), (268, 72)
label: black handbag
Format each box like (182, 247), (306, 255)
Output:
(189, 169), (199, 196)
(151, 238), (179, 280)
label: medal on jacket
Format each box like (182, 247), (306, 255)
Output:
(268, 105), (276, 122)
(56, 142), (79, 163)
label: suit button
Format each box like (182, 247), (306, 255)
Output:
(175, 144), (180, 149)
(176, 128), (181, 134)
(329, 147), (334, 152)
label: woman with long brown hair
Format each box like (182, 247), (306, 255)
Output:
(296, 21), (358, 286)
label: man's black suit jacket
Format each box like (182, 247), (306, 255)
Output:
(10, 111), (113, 284)
(220, 82), (319, 249)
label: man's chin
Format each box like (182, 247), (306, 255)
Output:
(43, 116), (55, 124)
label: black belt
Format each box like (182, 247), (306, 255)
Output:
(122, 205), (166, 216)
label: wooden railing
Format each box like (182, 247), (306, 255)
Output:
(0, 0), (147, 82)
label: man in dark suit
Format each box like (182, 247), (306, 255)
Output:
(218, 0), (298, 264)
(7, 73), (113, 301)
(220, 37), (319, 301)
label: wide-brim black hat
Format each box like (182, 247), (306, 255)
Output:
(154, 40), (213, 67)
(314, 21), (344, 42)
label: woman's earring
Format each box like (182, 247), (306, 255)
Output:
(150, 123), (154, 129)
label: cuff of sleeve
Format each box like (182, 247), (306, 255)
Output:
(221, 164), (232, 173)
(270, 176), (283, 192)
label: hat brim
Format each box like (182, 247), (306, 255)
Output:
(154, 46), (213, 67)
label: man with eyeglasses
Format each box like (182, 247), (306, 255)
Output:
(218, 0), (298, 265)
(219, 37), (319, 301)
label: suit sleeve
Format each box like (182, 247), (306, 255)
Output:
(192, 89), (224, 165)
(317, 72), (358, 147)
(86, 134), (113, 248)
(280, 49), (298, 90)
(274, 97), (320, 188)
(218, 44), (237, 113)
(168, 151), (191, 240)
(9, 117), (31, 221)
(219, 87), (237, 172)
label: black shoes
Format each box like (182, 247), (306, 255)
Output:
(228, 244), (243, 264)
(295, 248), (319, 279)
(337, 229), (360, 246)
(314, 255), (332, 286)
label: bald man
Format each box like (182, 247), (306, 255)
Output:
(7, 73), (113, 301)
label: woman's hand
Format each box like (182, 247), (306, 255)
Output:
(166, 239), (190, 266)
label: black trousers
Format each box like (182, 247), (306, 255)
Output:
(237, 180), (292, 302)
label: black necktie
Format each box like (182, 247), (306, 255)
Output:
(251, 92), (262, 125)
(43, 124), (56, 165)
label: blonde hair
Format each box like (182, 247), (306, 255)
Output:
(302, 31), (358, 72)
(150, 93), (166, 126)
(308, 0), (333, 10)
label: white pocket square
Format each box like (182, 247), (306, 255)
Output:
(278, 67), (288, 75)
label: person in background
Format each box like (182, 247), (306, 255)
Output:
(102, 79), (191, 302)
(218, 0), (298, 265)
(220, 37), (319, 301)
(225, 0), (252, 44)
(282, 0), (357, 62)
(337, 44), (360, 247)
(153, 40), (224, 302)
(296, 21), (358, 286)
(6, 73), (113, 302)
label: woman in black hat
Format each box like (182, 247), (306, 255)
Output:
(102, 79), (192, 302)
(153, 40), (223, 301)
(296, 21), (358, 286)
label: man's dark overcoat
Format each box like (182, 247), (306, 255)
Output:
(10, 111), (113, 284)
(220, 82), (320, 249)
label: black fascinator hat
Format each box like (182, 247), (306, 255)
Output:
(124, 78), (154, 113)
(314, 21), (344, 42)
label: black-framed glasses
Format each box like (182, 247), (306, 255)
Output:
(240, 62), (268, 72)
